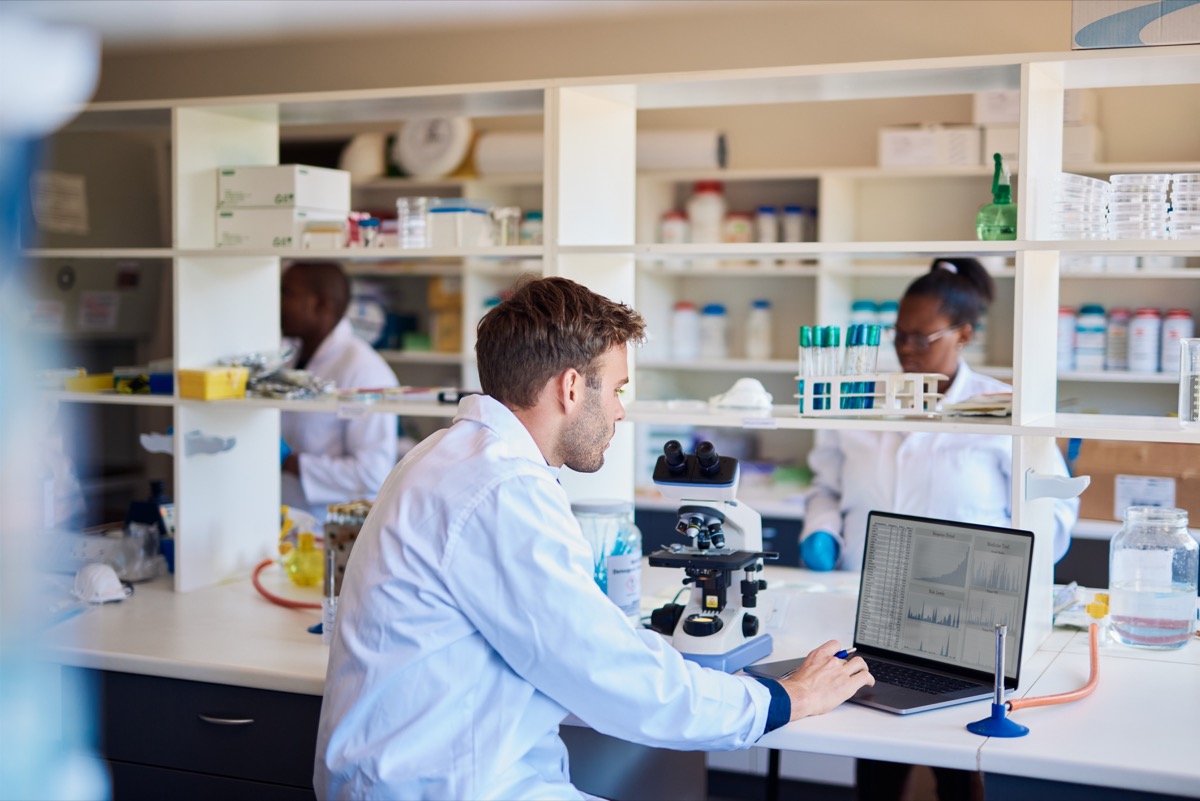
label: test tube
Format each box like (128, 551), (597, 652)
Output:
(863, 324), (881, 409)
(798, 326), (814, 412)
(322, 542), (338, 645)
(841, 324), (861, 409)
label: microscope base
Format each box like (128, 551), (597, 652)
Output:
(678, 633), (774, 674)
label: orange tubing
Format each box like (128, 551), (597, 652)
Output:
(252, 558), (322, 610)
(1007, 622), (1099, 712)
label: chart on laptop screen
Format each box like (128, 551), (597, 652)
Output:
(856, 514), (1032, 676)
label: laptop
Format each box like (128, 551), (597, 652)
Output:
(746, 511), (1034, 714)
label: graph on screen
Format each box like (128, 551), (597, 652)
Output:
(965, 593), (1018, 629)
(904, 626), (956, 658)
(971, 552), (1024, 593)
(911, 537), (970, 588)
(905, 598), (962, 628)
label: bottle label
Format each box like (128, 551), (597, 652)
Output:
(606, 551), (642, 619)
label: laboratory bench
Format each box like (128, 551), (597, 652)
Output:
(42, 563), (1200, 800)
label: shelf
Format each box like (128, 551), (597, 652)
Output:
(353, 174), (542, 190)
(1061, 269), (1200, 280)
(22, 248), (175, 260)
(626, 400), (1018, 434)
(187, 246), (544, 260)
(637, 358), (798, 374)
(209, 396), (459, 418)
(378, 350), (467, 365)
(43, 391), (177, 407)
(1058, 370), (1180, 384)
(637, 262), (820, 277)
(1022, 413), (1200, 444)
(636, 161), (1200, 184)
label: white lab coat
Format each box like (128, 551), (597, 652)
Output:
(281, 319), (399, 520)
(802, 360), (1078, 570)
(315, 395), (774, 801)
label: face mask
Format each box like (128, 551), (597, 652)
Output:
(72, 563), (133, 604)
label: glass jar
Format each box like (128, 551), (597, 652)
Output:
(519, 210), (543, 245)
(1108, 506), (1198, 649)
(571, 499), (642, 622)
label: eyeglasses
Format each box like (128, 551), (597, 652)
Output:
(892, 324), (962, 353)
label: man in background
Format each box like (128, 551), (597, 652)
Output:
(280, 261), (399, 520)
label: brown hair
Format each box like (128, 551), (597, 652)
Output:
(476, 276), (645, 409)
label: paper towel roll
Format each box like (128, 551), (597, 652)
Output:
(473, 129), (728, 175)
(338, 132), (387, 182)
(474, 131), (545, 175)
(637, 129), (727, 170)
(392, 117), (474, 178)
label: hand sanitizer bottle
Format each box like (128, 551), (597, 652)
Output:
(976, 153), (1017, 241)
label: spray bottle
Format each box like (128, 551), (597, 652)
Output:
(976, 152), (1017, 241)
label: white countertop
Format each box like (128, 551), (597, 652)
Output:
(42, 561), (1200, 796)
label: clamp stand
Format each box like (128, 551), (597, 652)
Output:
(966, 624), (1029, 738)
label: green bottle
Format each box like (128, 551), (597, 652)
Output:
(976, 152), (1017, 241)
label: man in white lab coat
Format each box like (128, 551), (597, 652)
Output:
(280, 261), (399, 521)
(315, 276), (874, 800)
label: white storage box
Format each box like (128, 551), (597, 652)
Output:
(216, 207), (348, 249)
(972, 89), (1098, 125)
(428, 206), (494, 248)
(878, 125), (981, 167)
(1072, 1), (1200, 49)
(982, 124), (1104, 164)
(217, 165), (350, 211)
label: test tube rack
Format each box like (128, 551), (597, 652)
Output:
(793, 372), (946, 417)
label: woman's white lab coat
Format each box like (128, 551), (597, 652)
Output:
(801, 360), (1078, 570)
(281, 319), (399, 520)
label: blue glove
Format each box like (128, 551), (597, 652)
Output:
(280, 438), (292, 466)
(801, 530), (840, 571)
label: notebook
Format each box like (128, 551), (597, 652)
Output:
(746, 511), (1034, 714)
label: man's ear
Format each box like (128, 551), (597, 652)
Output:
(556, 368), (582, 413)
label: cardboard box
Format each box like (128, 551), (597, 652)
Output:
(178, 367), (249, 400)
(217, 165), (350, 211)
(1060, 439), (1200, 522)
(982, 124), (1104, 164)
(878, 125), (982, 168)
(426, 276), (463, 311)
(430, 310), (462, 353)
(972, 89), (1098, 125)
(1073, 0), (1200, 49)
(216, 207), (347, 249)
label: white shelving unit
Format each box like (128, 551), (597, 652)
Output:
(32, 46), (1200, 662)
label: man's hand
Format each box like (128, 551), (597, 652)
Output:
(780, 640), (874, 721)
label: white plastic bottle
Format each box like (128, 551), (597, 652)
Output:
(1106, 307), (1130, 370)
(1073, 303), (1106, 372)
(745, 299), (773, 361)
(659, 210), (690, 244)
(686, 181), (727, 244)
(1128, 307), (1163, 372)
(671, 301), (700, 362)
(755, 206), (779, 243)
(1161, 308), (1195, 373)
(781, 205), (804, 243)
(699, 303), (729, 360)
(1057, 306), (1076, 372)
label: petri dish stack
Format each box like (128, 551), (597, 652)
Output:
(1108, 173), (1171, 240)
(1051, 173), (1109, 240)
(1170, 173), (1200, 240)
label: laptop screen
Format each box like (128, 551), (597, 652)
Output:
(854, 511), (1034, 679)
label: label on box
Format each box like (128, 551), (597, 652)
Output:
(1114, 474), (1176, 518)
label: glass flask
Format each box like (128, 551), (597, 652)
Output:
(1108, 506), (1198, 649)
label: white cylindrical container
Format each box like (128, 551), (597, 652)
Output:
(1106, 307), (1130, 370)
(1129, 307), (1163, 372)
(850, 300), (878, 328)
(745, 299), (773, 360)
(781, 205), (804, 243)
(671, 301), (700, 362)
(686, 181), (727, 244)
(1161, 308), (1194, 373)
(1057, 306), (1076, 371)
(699, 303), (729, 360)
(519, 210), (543, 245)
(571, 499), (643, 623)
(659, 210), (689, 244)
(755, 206), (779, 243)
(1074, 303), (1106, 372)
(722, 212), (754, 243)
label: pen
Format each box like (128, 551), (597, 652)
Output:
(835, 648), (857, 660)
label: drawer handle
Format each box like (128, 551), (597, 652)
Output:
(198, 714), (255, 726)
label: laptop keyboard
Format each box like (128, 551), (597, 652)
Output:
(863, 658), (980, 695)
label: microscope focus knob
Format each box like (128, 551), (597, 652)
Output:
(682, 613), (723, 637)
(742, 614), (759, 638)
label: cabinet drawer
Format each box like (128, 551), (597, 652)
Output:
(109, 760), (316, 801)
(81, 669), (322, 789)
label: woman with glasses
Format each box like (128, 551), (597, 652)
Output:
(801, 257), (1079, 801)
(799, 256), (1078, 572)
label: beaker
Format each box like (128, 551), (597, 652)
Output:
(396, 196), (430, 248)
(1179, 337), (1200, 429)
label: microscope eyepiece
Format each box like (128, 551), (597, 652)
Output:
(663, 439), (687, 474)
(695, 440), (720, 476)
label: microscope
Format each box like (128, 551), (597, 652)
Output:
(648, 440), (778, 673)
